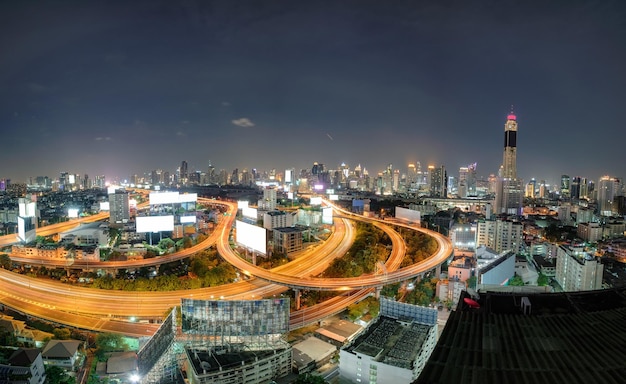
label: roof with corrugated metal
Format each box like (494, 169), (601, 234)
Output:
(415, 289), (626, 384)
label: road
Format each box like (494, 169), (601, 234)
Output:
(0, 196), (452, 334)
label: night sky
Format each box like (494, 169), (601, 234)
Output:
(1, 0), (624, 185)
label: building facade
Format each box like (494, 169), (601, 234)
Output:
(555, 245), (603, 291)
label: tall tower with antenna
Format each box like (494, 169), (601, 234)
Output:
(502, 108), (518, 179)
(495, 107), (523, 215)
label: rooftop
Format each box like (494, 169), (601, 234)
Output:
(415, 289), (626, 384)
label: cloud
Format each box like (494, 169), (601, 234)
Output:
(221, 101), (231, 107)
(231, 118), (255, 128)
(176, 131), (187, 137)
(95, 137), (112, 141)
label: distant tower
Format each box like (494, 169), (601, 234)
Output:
(180, 160), (188, 185)
(495, 109), (523, 215)
(502, 110), (518, 179)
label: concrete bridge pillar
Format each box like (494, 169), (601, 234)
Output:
(435, 264), (442, 279)
(375, 286), (382, 299)
(294, 289), (301, 310)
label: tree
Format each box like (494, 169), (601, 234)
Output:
(467, 276), (477, 290)
(95, 333), (128, 359)
(53, 328), (72, 340)
(45, 365), (76, 384)
(0, 254), (11, 269)
(537, 273), (549, 286)
(509, 275), (525, 286)
(294, 373), (325, 384)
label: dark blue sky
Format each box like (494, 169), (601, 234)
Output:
(1, 0), (624, 185)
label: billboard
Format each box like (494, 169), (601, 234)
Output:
(242, 206), (258, 219)
(310, 196), (322, 206)
(180, 215), (196, 224)
(236, 220), (267, 254)
(136, 215), (174, 233)
(181, 298), (290, 336)
(149, 192), (180, 205)
(99, 202), (110, 211)
(178, 193), (197, 203)
(237, 200), (249, 210)
(322, 207), (333, 225)
(285, 169), (292, 183)
(68, 208), (79, 218)
(395, 206), (421, 223)
(329, 194), (339, 201)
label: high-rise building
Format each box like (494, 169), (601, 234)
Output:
(560, 174), (571, 200)
(570, 176), (581, 200)
(476, 218), (523, 254)
(429, 165), (447, 198)
(180, 160), (188, 183)
(494, 111), (523, 215)
(17, 196), (37, 243)
(597, 175), (621, 216)
(555, 245), (603, 291)
(109, 189), (130, 226)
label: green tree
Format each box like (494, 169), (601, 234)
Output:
(0, 254), (11, 269)
(95, 333), (129, 359)
(467, 276), (477, 290)
(53, 328), (72, 340)
(537, 273), (549, 286)
(509, 275), (525, 286)
(294, 373), (325, 384)
(45, 365), (76, 384)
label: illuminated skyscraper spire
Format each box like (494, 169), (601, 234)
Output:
(502, 106), (518, 179)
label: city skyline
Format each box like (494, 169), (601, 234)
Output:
(1, 1), (625, 183)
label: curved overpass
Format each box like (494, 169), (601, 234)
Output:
(217, 202), (452, 291)
(0, 195), (452, 334)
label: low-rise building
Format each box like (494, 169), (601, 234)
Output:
(339, 298), (438, 384)
(42, 340), (82, 370)
(0, 348), (46, 384)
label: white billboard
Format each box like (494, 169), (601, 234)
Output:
(149, 192), (180, 205)
(238, 201), (249, 210)
(329, 194), (339, 201)
(136, 215), (174, 233)
(242, 207), (258, 219)
(395, 207), (421, 223)
(180, 215), (196, 224)
(236, 220), (267, 254)
(99, 202), (110, 211)
(287, 192), (293, 199)
(285, 169), (292, 183)
(68, 208), (79, 218)
(310, 197), (322, 206)
(178, 193), (197, 203)
(322, 207), (333, 225)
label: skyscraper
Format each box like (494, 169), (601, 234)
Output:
(429, 165), (447, 198)
(501, 112), (518, 179)
(597, 176), (621, 216)
(494, 111), (523, 215)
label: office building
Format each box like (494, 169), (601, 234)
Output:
(17, 196), (37, 243)
(109, 189), (130, 226)
(263, 210), (295, 230)
(429, 165), (447, 198)
(181, 299), (291, 384)
(476, 219), (523, 254)
(555, 245), (603, 291)
(272, 226), (305, 254)
(597, 175), (621, 216)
